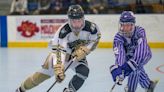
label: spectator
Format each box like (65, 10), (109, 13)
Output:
(89, 0), (108, 14)
(50, 0), (64, 14)
(75, 0), (90, 14)
(10, 0), (28, 15)
(27, 0), (38, 15)
(32, 0), (51, 14)
(62, 0), (73, 14)
(135, 0), (146, 13)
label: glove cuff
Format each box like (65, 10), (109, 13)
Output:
(127, 59), (137, 71)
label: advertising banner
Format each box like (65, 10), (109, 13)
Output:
(15, 16), (68, 41)
(7, 15), (164, 48)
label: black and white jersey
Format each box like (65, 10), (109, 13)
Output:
(51, 20), (101, 55)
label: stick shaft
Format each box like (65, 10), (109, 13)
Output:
(110, 82), (116, 92)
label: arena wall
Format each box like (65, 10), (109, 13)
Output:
(0, 14), (164, 48)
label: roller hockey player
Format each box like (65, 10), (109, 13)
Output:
(110, 11), (158, 92)
(16, 4), (101, 92)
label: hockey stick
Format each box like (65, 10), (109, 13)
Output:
(46, 57), (76, 92)
(110, 77), (120, 92)
(110, 81), (117, 92)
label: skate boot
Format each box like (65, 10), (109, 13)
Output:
(16, 87), (26, 92)
(16, 87), (25, 92)
(146, 80), (159, 92)
(63, 87), (74, 92)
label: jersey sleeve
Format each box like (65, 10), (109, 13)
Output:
(129, 27), (152, 66)
(50, 30), (60, 47)
(113, 35), (126, 66)
(50, 24), (71, 54)
(50, 24), (71, 65)
(86, 23), (101, 51)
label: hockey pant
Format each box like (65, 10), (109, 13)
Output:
(126, 66), (150, 92)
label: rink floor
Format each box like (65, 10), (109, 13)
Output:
(0, 48), (164, 92)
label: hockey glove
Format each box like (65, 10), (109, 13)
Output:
(54, 62), (65, 82)
(121, 60), (138, 76)
(72, 46), (90, 61)
(110, 65), (125, 85)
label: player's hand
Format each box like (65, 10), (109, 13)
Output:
(110, 65), (125, 85)
(116, 74), (125, 85)
(72, 46), (90, 61)
(54, 62), (65, 82)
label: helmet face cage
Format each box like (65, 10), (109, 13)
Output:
(119, 22), (135, 38)
(119, 11), (135, 38)
(68, 18), (85, 31)
(67, 5), (85, 31)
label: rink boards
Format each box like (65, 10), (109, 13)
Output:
(0, 15), (164, 48)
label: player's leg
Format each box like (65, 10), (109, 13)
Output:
(139, 68), (158, 92)
(146, 80), (159, 92)
(126, 71), (139, 92)
(64, 59), (89, 92)
(139, 68), (150, 90)
(16, 53), (55, 92)
(16, 72), (51, 92)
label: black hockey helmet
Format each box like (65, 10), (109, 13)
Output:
(67, 5), (84, 19)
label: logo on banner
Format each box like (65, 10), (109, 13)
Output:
(17, 21), (39, 37)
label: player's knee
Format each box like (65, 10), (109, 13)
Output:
(75, 64), (89, 80)
(22, 72), (50, 90)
